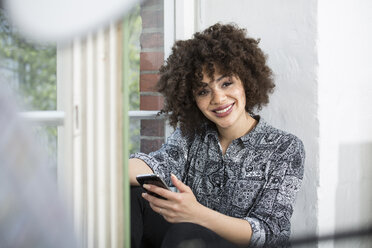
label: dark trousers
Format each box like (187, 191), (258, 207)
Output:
(130, 187), (239, 248)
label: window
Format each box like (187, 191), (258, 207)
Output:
(0, 9), (59, 176)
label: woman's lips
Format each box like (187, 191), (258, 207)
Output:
(212, 103), (234, 117)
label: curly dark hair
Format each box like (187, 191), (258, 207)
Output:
(157, 23), (275, 137)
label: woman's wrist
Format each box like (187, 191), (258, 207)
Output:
(191, 202), (216, 229)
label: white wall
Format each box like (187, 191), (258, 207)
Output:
(198, 0), (319, 242)
(318, 0), (372, 247)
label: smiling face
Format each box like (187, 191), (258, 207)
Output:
(193, 70), (250, 132)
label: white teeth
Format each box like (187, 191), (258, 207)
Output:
(215, 104), (233, 114)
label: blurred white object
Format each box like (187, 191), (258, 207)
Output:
(0, 85), (77, 247)
(3, 0), (141, 42)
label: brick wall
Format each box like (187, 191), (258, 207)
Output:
(140, 0), (165, 154)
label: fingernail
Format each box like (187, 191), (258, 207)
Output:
(171, 173), (177, 180)
(143, 184), (149, 189)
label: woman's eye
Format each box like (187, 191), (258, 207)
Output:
(197, 90), (208, 96)
(222, 81), (232, 87)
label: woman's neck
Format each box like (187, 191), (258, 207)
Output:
(217, 113), (257, 154)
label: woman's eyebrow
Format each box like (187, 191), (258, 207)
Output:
(200, 75), (228, 85)
(198, 82), (209, 88)
(216, 75), (228, 82)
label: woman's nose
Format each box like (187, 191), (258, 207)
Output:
(211, 89), (226, 104)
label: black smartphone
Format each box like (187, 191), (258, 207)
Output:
(136, 174), (171, 199)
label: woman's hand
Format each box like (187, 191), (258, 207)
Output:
(142, 174), (203, 224)
(142, 174), (253, 245)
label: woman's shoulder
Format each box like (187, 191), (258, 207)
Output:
(254, 118), (305, 177)
(247, 116), (305, 152)
(170, 122), (215, 142)
(166, 127), (186, 144)
(166, 127), (202, 146)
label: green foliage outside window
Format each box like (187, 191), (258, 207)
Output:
(0, 9), (56, 111)
(0, 7), (141, 159)
(127, 5), (141, 112)
(0, 9), (58, 171)
(127, 5), (141, 154)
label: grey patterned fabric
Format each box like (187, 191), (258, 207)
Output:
(130, 116), (305, 247)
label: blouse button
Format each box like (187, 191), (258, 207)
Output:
(215, 179), (221, 187)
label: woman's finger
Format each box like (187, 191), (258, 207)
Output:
(142, 192), (173, 209)
(149, 202), (168, 216)
(143, 183), (176, 200)
(171, 174), (191, 193)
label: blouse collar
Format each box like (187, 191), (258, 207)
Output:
(203, 115), (266, 146)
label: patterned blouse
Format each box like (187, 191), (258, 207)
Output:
(130, 116), (305, 247)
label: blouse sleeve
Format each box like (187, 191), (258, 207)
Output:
(245, 135), (305, 247)
(129, 128), (191, 187)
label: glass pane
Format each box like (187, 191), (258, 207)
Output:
(127, 5), (141, 153)
(0, 9), (57, 111)
(126, 1), (166, 154)
(31, 126), (58, 178)
(129, 118), (140, 154)
(128, 5), (141, 111)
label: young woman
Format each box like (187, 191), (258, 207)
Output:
(129, 23), (305, 248)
